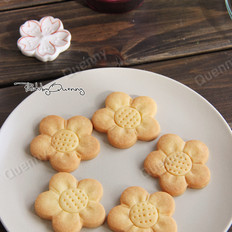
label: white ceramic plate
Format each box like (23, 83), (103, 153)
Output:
(0, 68), (231, 232)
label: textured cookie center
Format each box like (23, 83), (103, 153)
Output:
(130, 201), (158, 228)
(59, 188), (88, 213)
(115, 107), (141, 129)
(52, 129), (79, 152)
(165, 152), (192, 176)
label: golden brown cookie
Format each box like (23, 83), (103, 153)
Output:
(144, 134), (211, 196)
(92, 92), (160, 149)
(107, 186), (177, 232)
(30, 115), (100, 172)
(35, 172), (105, 232)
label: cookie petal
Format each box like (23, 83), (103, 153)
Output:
(128, 226), (153, 232)
(49, 172), (78, 194)
(30, 134), (56, 160)
(35, 190), (61, 220)
(136, 117), (160, 141)
(92, 108), (115, 133)
(67, 116), (93, 137)
(152, 215), (177, 232)
(39, 115), (65, 136)
(148, 192), (175, 216)
(159, 172), (187, 196)
(79, 201), (105, 227)
(49, 30), (70, 47)
(76, 135), (100, 160)
(120, 186), (149, 208)
(77, 179), (103, 202)
(131, 96), (157, 117)
(41, 16), (61, 36)
(52, 211), (82, 232)
(49, 151), (81, 172)
(157, 134), (185, 156)
(17, 36), (40, 51)
(37, 40), (56, 56)
(144, 151), (167, 177)
(107, 126), (137, 149)
(185, 164), (210, 188)
(107, 205), (133, 231)
(183, 140), (209, 164)
(105, 92), (132, 111)
(20, 20), (41, 37)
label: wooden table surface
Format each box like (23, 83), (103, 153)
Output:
(0, 0), (231, 231)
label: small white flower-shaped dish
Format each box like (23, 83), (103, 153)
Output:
(17, 16), (71, 62)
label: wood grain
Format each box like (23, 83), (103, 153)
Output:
(1, 0), (232, 86)
(134, 50), (232, 126)
(0, 85), (31, 127)
(0, 49), (231, 128)
(0, 0), (66, 11)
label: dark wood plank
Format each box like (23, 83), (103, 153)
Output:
(0, 0), (66, 11)
(1, 0), (232, 86)
(134, 50), (232, 126)
(0, 85), (32, 127)
(0, 50), (231, 128)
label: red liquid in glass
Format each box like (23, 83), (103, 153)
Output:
(86, 0), (144, 13)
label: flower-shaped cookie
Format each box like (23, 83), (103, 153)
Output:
(17, 16), (71, 62)
(35, 172), (105, 232)
(92, 92), (160, 149)
(107, 186), (177, 232)
(30, 115), (100, 172)
(144, 134), (211, 196)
